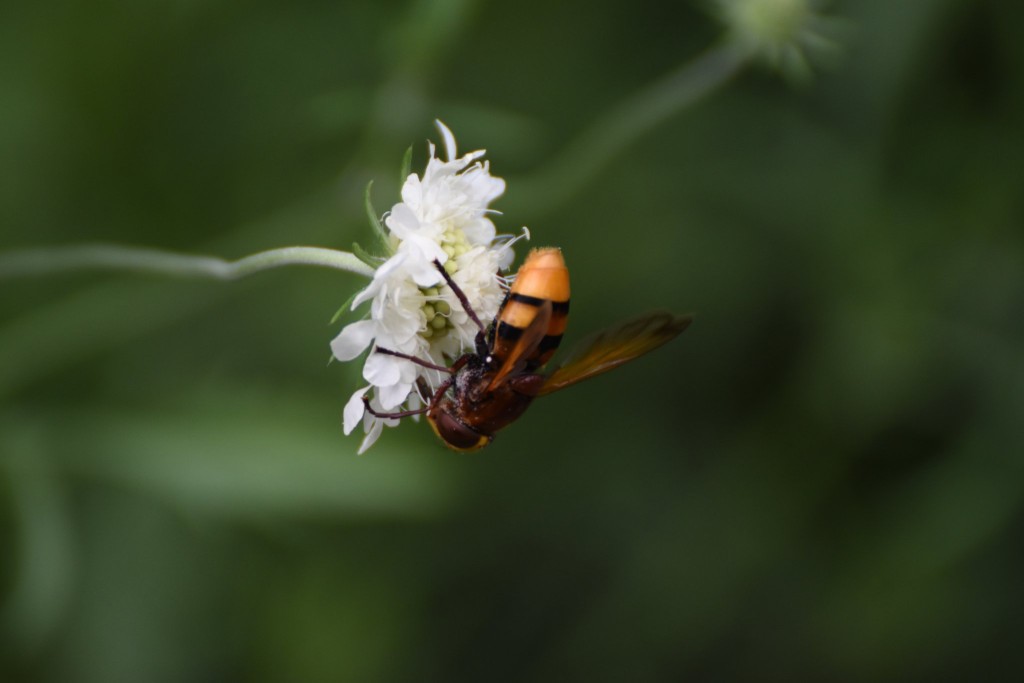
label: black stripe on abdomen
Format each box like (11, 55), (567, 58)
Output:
(497, 321), (523, 341)
(510, 292), (544, 307)
(509, 292), (570, 315)
(537, 334), (562, 353)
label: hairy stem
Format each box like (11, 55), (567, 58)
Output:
(0, 244), (375, 281)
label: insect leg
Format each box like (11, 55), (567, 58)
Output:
(506, 373), (545, 397)
(366, 354), (469, 420)
(362, 398), (429, 420)
(375, 346), (454, 373)
(428, 373), (458, 404)
(448, 354), (470, 373)
(426, 355), (469, 401)
(432, 259), (487, 336)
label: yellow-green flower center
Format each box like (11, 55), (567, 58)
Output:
(418, 226), (468, 339)
(439, 226), (470, 274)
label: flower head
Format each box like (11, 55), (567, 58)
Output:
(331, 121), (525, 453)
(715, 0), (843, 82)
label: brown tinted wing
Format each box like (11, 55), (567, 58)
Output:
(537, 311), (692, 396)
(485, 299), (553, 391)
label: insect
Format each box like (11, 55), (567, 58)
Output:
(365, 248), (692, 451)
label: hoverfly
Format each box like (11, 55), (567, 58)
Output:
(365, 248), (692, 451)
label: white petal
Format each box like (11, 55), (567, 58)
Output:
(330, 320), (376, 361)
(363, 351), (401, 386)
(407, 392), (423, 423)
(378, 380), (412, 410)
(400, 231), (447, 262)
(351, 283), (377, 310)
(497, 245), (515, 270)
(396, 237), (445, 287)
(400, 175), (425, 211)
(385, 203), (420, 239)
(436, 120), (457, 162)
(375, 251), (409, 280)
(458, 166), (504, 206)
(460, 217), (497, 245)
(408, 260), (444, 289)
(455, 150), (486, 170)
(353, 272), (391, 308)
(358, 418), (384, 455)
(343, 387), (369, 435)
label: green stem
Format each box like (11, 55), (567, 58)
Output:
(0, 244), (375, 281)
(517, 43), (748, 216)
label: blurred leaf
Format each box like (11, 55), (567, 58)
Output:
(42, 395), (455, 522)
(0, 429), (75, 656)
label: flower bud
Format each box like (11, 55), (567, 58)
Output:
(716, 0), (841, 82)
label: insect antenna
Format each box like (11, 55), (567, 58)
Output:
(432, 259), (487, 336)
(374, 346), (454, 373)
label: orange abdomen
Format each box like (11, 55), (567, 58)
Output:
(492, 247), (570, 369)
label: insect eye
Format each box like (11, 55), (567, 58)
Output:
(432, 411), (490, 451)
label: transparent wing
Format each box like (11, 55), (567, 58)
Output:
(537, 311), (692, 396)
(485, 299), (552, 391)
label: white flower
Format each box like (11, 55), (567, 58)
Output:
(342, 386), (401, 455)
(331, 121), (527, 453)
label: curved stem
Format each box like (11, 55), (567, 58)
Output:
(516, 43), (748, 216)
(0, 244), (375, 281)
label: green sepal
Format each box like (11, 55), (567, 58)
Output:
(352, 242), (378, 269)
(329, 289), (361, 325)
(399, 145), (413, 185)
(363, 181), (391, 254)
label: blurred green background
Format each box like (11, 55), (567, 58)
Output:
(2, 0), (1024, 681)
